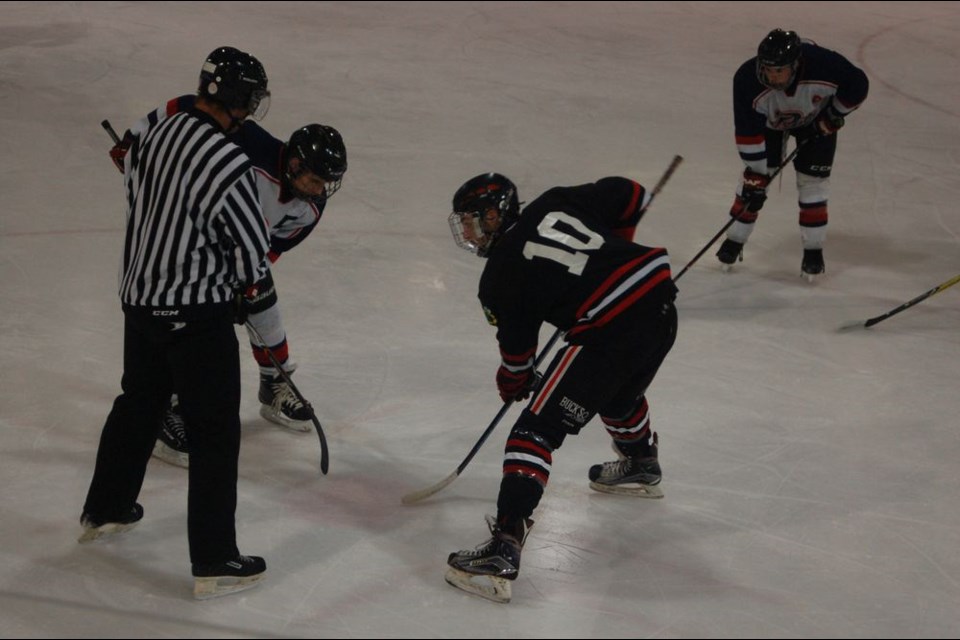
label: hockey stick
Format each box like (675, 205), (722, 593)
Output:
(839, 273), (960, 331)
(400, 328), (563, 505)
(400, 157), (684, 505)
(246, 321), (330, 474)
(673, 142), (804, 280)
(102, 119), (121, 144)
(641, 155), (684, 222)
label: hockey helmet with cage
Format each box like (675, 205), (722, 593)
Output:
(284, 124), (348, 200)
(198, 46), (270, 121)
(449, 173), (520, 257)
(755, 29), (802, 90)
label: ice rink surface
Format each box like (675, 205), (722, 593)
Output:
(1, 2), (959, 637)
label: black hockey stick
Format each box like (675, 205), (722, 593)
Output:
(839, 273), (960, 331)
(400, 157), (684, 505)
(102, 119), (121, 145)
(640, 155), (684, 222)
(674, 142), (804, 280)
(400, 328), (563, 505)
(246, 321), (329, 474)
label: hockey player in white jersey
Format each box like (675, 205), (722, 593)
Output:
(110, 98), (347, 467)
(716, 29), (868, 280)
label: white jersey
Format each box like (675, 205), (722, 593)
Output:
(131, 95), (325, 263)
(252, 167), (321, 262)
(733, 43), (868, 172)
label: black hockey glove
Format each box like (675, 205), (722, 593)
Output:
(232, 290), (250, 325)
(740, 168), (770, 213)
(496, 365), (541, 403)
(109, 129), (134, 174)
(232, 276), (267, 325)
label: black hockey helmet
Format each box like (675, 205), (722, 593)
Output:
(755, 29), (802, 90)
(283, 124), (348, 200)
(449, 173), (520, 257)
(198, 46), (270, 120)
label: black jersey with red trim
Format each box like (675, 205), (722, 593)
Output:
(478, 177), (677, 363)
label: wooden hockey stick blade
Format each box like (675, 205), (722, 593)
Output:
(401, 471), (458, 505)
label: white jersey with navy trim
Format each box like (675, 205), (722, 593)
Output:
(733, 42), (869, 173)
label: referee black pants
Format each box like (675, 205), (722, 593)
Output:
(83, 305), (243, 565)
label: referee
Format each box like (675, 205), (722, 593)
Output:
(80, 47), (272, 600)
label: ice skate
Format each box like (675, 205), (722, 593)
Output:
(78, 504), (144, 543)
(801, 248), (825, 283)
(192, 555), (266, 600)
(445, 515), (532, 604)
(258, 371), (312, 432)
(716, 239), (744, 273)
(152, 398), (189, 468)
(588, 434), (663, 498)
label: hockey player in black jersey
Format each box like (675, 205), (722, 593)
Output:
(445, 173), (678, 603)
(717, 29), (868, 280)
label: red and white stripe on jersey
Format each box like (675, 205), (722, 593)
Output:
(502, 432), (553, 488)
(567, 248), (672, 339)
(610, 181), (651, 242)
(530, 345), (582, 416)
(601, 397), (651, 443)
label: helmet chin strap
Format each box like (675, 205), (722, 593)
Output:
(226, 110), (247, 134)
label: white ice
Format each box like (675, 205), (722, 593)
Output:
(1, 2), (959, 637)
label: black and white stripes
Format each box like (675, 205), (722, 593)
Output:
(120, 111), (268, 308)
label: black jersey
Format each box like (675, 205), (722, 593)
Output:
(479, 177), (677, 368)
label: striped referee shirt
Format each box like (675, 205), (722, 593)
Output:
(119, 109), (269, 308)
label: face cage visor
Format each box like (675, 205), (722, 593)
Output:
(247, 89), (271, 121)
(756, 61), (797, 91)
(287, 162), (344, 202)
(322, 177), (342, 199)
(448, 210), (487, 256)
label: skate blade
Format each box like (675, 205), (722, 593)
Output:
(77, 521), (140, 544)
(152, 442), (190, 468)
(193, 574), (265, 600)
(720, 263), (735, 273)
(444, 567), (512, 603)
(259, 405), (312, 433)
(589, 481), (664, 499)
(801, 271), (823, 284)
